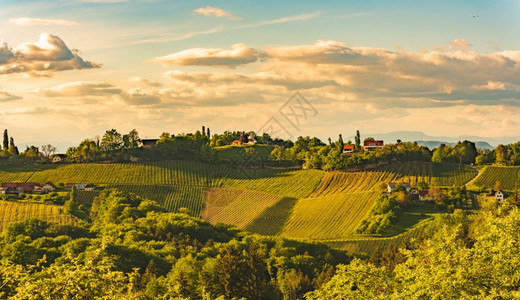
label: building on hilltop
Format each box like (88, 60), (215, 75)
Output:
(343, 145), (355, 153)
(363, 140), (384, 151)
(139, 139), (159, 148)
(52, 154), (67, 163)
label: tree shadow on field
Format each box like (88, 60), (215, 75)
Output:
(245, 197), (297, 236)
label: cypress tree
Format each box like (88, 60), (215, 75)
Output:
(3, 129), (8, 151)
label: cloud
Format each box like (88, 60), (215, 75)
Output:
(150, 43), (263, 68)
(116, 88), (161, 105)
(0, 33), (100, 76)
(155, 39), (520, 110)
(35, 81), (121, 97)
(194, 6), (242, 21)
(0, 91), (22, 102)
(237, 11), (321, 29)
(9, 18), (79, 26)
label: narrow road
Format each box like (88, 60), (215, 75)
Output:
(465, 165), (481, 187)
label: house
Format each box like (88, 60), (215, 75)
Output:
(387, 182), (411, 193)
(52, 154), (67, 163)
(41, 182), (56, 193)
(232, 140), (241, 145)
(85, 183), (96, 191)
(343, 145), (355, 154)
(139, 139), (159, 148)
(247, 138), (257, 145)
(363, 140), (384, 151)
(66, 183), (94, 191)
(418, 190), (429, 201)
(495, 190), (504, 203)
(1, 182), (41, 194)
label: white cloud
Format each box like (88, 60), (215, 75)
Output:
(35, 81), (121, 97)
(0, 33), (100, 76)
(9, 17), (79, 26)
(194, 6), (242, 21)
(150, 43), (263, 68)
(0, 91), (22, 102)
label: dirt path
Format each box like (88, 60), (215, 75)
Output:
(465, 165), (481, 187)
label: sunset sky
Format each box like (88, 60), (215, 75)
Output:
(1, 0), (519, 150)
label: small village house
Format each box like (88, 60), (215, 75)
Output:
(495, 190), (504, 203)
(387, 182), (411, 193)
(51, 154), (67, 163)
(1, 182), (41, 194)
(418, 190), (429, 201)
(42, 182), (56, 193)
(232, 140), (241, 145)
(66, 183), (95, 191)
(363, 140), (384, 151)
(343, 145), (355, 154)
(139, 139), (159, 148)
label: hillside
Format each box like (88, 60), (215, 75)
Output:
(471, 165), (520, 191)
(0, 160), (479, 256)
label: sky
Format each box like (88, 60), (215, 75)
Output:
(0, 0), (519, 151)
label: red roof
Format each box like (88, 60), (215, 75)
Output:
(364, 140), (384, 147)
(232, 140), (241, 143)
(43, 182), (56, 188)
(418, 190), (429, 197)
(343, 145), (355, 150)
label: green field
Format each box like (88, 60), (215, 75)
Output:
(0, 160), (480, 255)
(472, 166), (520, 191)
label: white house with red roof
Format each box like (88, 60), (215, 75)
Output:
(363, 140), (384, 151)
(343, 145), (355, 153)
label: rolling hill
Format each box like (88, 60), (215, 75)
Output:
(0, 160), (480, 255)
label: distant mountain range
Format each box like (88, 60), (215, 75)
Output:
(346, 131), (520, 149)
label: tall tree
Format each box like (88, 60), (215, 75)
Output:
(3, 129), (8, 151)
(8, 137), (18, 155)
(202, 126), (206, 137)
(207, 128), (211, 139)
(355, 130), (361, 151)
(338, 134), (344, 152)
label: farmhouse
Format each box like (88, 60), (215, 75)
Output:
(42, 182), (56, 193)
(495, 190), (504, 202)
(140, 139), (159, 148)
(0, 182), (41, 194)
(363, 140), (384, 151)
(52, 154), (67, 163)
(387, 182), (411, 193)
(418, 190), (429, 201)
(343, 145), (355, 153)
(66, 183), (96, 191)
(232, 140), (241, 145)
